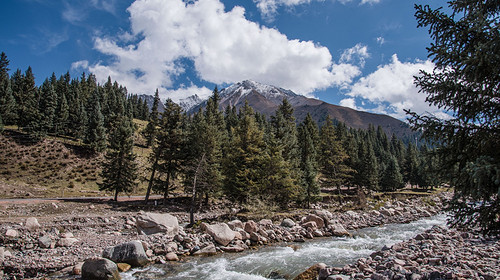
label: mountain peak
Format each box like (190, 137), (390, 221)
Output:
(220, 80), (297, 100)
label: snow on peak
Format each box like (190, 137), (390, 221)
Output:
(179, 94), (202, 112)
(220, 80), (296, 100)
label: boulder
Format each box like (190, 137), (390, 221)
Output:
(304, 214), (325, 228)
(102, 240), (149, 267)
(294, 263), (326, 280)
(136, 212), (179, 236)
(25, 217), (41, 231)
(220, 245), (245, 252)
(281, 218), (296, 227)
(38, 235), (52, 248)
(165, 252), (179, 261)
(192, 244), (216, 256)
(81, 258), (120, 280)
(0, 247), (4, 263)
(244, 220), (259, 234)
(259, 219), (273, 229)
(203, 223), (235, 246)
(329, 223), (350, 237)
(57, 237), (79, 247)
(302, 221), (318, 229)
(116, 263), (131, 272)
(227, 220), (244, 230)
(5, 229), (18, 238)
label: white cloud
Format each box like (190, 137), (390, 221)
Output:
(163, 85), (213, 103)
(77, 0), (361, 100)
(62, 0), (118, 24)
(253, 0), (380, 20)
(340, 43), (369, 68)
(339, 98), (359, 110)
(346, 54), (444, 119)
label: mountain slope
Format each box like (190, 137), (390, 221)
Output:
(190, 80), (414, 139)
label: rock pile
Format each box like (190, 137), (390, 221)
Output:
(0, 193), (448, 279)
(318, 225), (500, 280)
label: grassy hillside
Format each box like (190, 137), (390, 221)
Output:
(0, 120), (152, 199)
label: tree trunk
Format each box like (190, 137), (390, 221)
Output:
(190, 153), (205, 227)
(164, 172), (170, 206)
(114, 189), (118, 202)
(145, 157), (158, 204)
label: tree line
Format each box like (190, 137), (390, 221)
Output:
(142, 88), (439, 210)
(0, 51), (149, 150)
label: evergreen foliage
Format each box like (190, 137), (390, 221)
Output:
(143, 89), (160, 147)
(84, 90), (107, 153)
(99, 116), (138, 201)
(408, 1), (500, 234)
(298, 113), (320, 208)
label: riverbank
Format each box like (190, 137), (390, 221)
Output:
(315, 225), (500, 280)
(1, 192), (448, 279)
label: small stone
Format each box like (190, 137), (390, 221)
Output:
(39, 235), (52, 249)
(5, 229), (18, 238)
(57, 237), (79, 247)
(25, 217), (41, 231)
(281, 218), (296, 227)
(165, 252), (179, 261)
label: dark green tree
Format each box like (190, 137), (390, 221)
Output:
(380, 155), (403, 191)
(84, 90), (107, 153)
(224, 101), (266, 203)
(153, 99), (185, 204)
(408, 1), (500, 233)
(403, 142), (420, 187)
(298, 113), (320, 208)
(38, 78), (57, 135)
(0, 52), (17, 125)
(14, 67), (39, 135)
(143, 89), (160, 147)
(100, 117), (138, 201)
(318, 117), (353, 194)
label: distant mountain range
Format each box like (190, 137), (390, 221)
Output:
(139, 80), (415, 139)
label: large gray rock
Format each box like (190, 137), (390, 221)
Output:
(329, 223), (350, 237)
(81, 258), (120, 280)
(227, 220), (244, 230)
(136, 212), (179, 236)
(38, 235), (52, 248)
(5, 229), (18, 238)
(281, 218), (296, 227)
(0, 247), (4, 263)
(203, 223), (235, 246)
(26, 217), (41, 231)
(102, 240), (149, 267)
(192, 244), (217, 256)
(57, 237), (79, 247)
(244, 220), (259, 234)
(304, 214), (325, 228)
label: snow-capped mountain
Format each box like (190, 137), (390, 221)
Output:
(178, 94), (202, 112)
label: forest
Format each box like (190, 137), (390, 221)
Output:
(0, 51), (439, 208)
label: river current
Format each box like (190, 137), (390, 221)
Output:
(123, 214), (448, 280)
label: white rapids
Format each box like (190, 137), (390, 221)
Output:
(122, 214), (448, 280)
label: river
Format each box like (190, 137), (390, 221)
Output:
(123, 214), (448, 280)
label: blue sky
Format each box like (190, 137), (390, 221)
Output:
(0, 0), (447, 119)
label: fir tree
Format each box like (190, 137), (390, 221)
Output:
(409, 1), (500, 233)
(84, 90), (107, 153)
(154, 99), (185, 204)
(380, 155), (403, 191)
(298, 113), (320, 208)
(143, 89), (160, 147)
(100, 117), (138, 201)
(224, 101), (266, 203)
(318, 117), (353, 194)
(38, 78), (57, 135)
(0, 52), (17, 125)
(15, 67), (39, 136)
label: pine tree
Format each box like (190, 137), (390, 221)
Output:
(318, 117), (353, 194)
(409, 1), (500, 233)
(224, 101), (266, 203)
(403, 142), (419, 187)
(154, 99), (185, 204)
(355, 139), (379, 190)
(15, 67), (39, 135)
(380, 155), (403, 192)
(38, 78), (57, 135)
(84, 90), (107, 153)
(0, 52), (17, 125)
(143, 89), (160, 147)
(298, 113), (320, 208)
(100, 117), (138, 201)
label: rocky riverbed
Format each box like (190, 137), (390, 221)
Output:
(0, 192), (453, 279)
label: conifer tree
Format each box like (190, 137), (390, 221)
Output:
(38, 78), (57, 135)
(224, 101), (266, 203)
(143, 89), (160, 147)
(403, 142), (420, 186)
(298, 113), (320, 208)
(100, 117), (138, 201)
(15, 67), (39, 135)
(84, 90), (107, 153)
(0, 52), (17, 125)
(355, 139), (379, 190)
(154, 99), (185, 204)
(318, 117), (353, 194)
(409, 0), (500, 233)
(380, 155), (403, 191)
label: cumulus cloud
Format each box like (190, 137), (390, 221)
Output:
(340, 43), (369, 68)
(339, 98), (359, 110)
(76, 0), (361, 100)
(346, 54), (444, 119)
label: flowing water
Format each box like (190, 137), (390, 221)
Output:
(123, 214), (448, 280)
